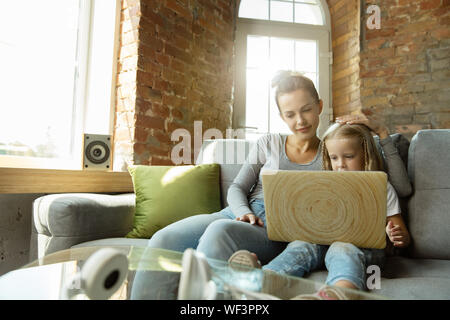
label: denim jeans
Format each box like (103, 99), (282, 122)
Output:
(263, 240), (386, 290)
(131, 199), (286, 299)
(146, 198), (286, 263)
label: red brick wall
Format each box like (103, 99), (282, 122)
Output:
(114, 0), (235, 169)
(327, 0), (449, 140)
(114, 0), (449, 168)
(360, 0), (450, 140)
(327, 0), (362, 117)
(114, 0), (139, 171)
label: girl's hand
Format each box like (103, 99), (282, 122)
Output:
(236, 213), (264, 227)
(335, 109), (389, 139)
(386, 220), (409, 248)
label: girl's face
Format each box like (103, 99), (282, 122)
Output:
(325, 138), (364, 171)
(278, 89), (323, 141)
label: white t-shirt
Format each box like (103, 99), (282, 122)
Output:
(387, 181), (401, 217)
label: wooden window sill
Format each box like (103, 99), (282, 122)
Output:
(0, 167), (134, 194)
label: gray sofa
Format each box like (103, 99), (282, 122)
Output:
(30, 129), (450, 300)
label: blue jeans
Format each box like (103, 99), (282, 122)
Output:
(146, 198), (286, 263)
(263, 240), (386, 290)
(131, 199), (286, 299)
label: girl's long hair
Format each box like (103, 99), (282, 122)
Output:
(321, 123), (384, 172)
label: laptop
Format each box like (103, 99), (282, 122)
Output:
(262, 170), (387, 249)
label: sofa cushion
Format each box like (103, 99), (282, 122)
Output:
(382, 256), (450, 279)
(127, 164), (222, 239)
(196, 139), (254, 208)
(33, 193), (135, 236)
(375, 277), (450, 300)
(408, 129), (450, 190)
(32, 193), (136, 259)
(407, 129), (450, 259)
(408, 189), (450, 259)
(304, 268), (450, 300)
(302, 257), (450, 282)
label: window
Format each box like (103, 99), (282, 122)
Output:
(234, 0), (332, 140)
(0, 0), (120, 170)
(239, 0), (324, 25)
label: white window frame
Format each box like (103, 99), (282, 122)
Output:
(0, 0), (121, 170)
(234, 0), (333, 139)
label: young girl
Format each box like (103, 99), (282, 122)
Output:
(229, 123), (411, 296)
(324, 123), (410, 249)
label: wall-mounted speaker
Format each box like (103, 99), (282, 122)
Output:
(83, 134), (112, 171)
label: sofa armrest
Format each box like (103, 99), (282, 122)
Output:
(30, 193), (135, 260)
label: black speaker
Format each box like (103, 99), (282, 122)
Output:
(83, 134), (112, 171)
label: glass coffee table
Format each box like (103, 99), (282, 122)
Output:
(0, 246), (386, 300)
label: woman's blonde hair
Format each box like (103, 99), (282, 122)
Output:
(322, 123), (384, 172)
(271, 70), (320, 112)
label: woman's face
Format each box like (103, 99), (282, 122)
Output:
(278, 89), (323, 141)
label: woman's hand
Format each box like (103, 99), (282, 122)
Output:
(386, 220), (410, 248)
(236, 213), (264, 227)
(335, 109), (389, 139)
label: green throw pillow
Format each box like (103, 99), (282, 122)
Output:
(126, 164), (222, 239)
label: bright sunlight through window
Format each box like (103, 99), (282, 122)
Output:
(236, 0), (330, 140)
(245, 36), (318, 135)
(0, 0), (80, 160)
(0, 0), (118, 169)
(239, 0), (324, 25)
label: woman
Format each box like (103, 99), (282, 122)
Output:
(145, 70), (411, 264)
(130, 71), (411, 299)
